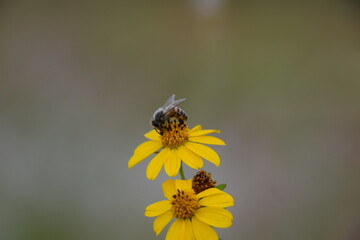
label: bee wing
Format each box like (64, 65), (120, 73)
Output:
(161, 94), (176, 108)
(163, 95), (186, 115)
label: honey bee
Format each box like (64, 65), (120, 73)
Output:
(151, 94), (188, 133)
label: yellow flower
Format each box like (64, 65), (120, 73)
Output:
(128, 124), (225, 180)
(145, 179), (234, 240)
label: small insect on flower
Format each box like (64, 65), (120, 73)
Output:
(151, 94), (188, 135)
(128, 94), (226, 180)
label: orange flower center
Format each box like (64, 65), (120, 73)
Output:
(161, 119), (189, 149)
(171, 189), (199, 218)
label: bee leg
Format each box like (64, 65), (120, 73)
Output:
(155, 128), (163, 135)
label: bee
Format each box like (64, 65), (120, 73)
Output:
(151, 94), (188, 133)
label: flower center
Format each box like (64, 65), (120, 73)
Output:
(192, 170), (217, 194)
(161, 119), (189, 149)
(171, 189), (199, 219)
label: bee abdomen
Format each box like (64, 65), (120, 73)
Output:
(167, 107), (187, 120)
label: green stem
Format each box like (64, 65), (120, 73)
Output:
(179, 162), (186, 180)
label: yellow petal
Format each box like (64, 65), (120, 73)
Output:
(195, 207), (233, 228)
(133, 140), (161, 154)
(178, 145), (204, 169)
(164, 149), (181, 177)
(189, 125), (202, 132)
(191, 215), (218, 240)
(165, 218), (193, 240)
(189, 129), (221, 137)
(185, 142), (221, 166)
(128, 141), (163, 168)
(146, 148), (169, 180)
(145, 200), (172, 217)
(175, 179), (193, 192)
(165, 219), (183, 240)
(189, 135), (225, 145)
(162, 179), (176, 200)
(197, 188), (234, 208)
(183, 218), (194, 240)
(153, 210), (173, 235)
(144, 129), (161, 141)
(196, 187), (223, 198)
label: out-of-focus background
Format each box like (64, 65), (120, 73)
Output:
(1, 1), (360, 239)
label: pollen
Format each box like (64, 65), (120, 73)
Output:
(161, 119), (189, 149)
(171, 189), (199, 219)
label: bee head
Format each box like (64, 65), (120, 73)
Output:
(151, 119), (161, 129)
(153, 110), (165, 120)
(151, 110), (166, 129)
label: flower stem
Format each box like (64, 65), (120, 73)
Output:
(179, 162), (186, 180)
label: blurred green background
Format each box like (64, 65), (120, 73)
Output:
(1, 1), (360, 240)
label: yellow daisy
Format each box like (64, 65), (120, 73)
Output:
(145, 179), (234, 240)
(128, 123), (225, 180)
